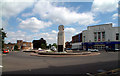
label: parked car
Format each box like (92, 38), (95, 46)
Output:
(66, 48), (71, 50)
(115, 49), (120, 51)
(3, 49), (9, 53)
(88, 49), (99, 52)
(50, 46), (57, 51)
(38, 48), (44, 51)
(106, 48), (119, 52)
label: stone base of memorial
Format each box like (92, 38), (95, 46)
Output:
(38, 51), (91, 55)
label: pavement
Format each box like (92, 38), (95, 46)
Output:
(30, 52), (100, 57)
(2, 51), (119, 75)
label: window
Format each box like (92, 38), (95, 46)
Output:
(102, 32), (105, 41)
(94, 32), (97, 41)
(116, 33), (119, 40)
(98, 32), (101, 41)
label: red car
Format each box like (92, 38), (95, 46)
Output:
(3, 49), (9, 53)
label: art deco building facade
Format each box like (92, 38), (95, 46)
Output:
(72, 23), (120, 50)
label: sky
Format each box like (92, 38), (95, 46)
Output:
(0, 0), (119, 45)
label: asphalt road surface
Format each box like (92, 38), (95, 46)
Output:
(2, 51), (119, 75)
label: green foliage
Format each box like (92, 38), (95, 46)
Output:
(52, 43), (57, 48)
(2, 31), (7, 39)
(41, 44), (46, 49)
(14, 44), (18, 51)
(1, 28), (7, 50)
(49, 44), (52, 48)
(8, 42), (12, 44)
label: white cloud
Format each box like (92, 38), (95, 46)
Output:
(1, 0), (35, 18)
(5, 30), (27, 43)
(65, 28), (76, 33)
(19, 17), (52, 32)
(92, 0), (118, 13)
(1, 0), (35, 28)
(112, 13), (118, 19)
(64, 27), (76, 42)
(5, 27), (77, 44)
(32, 32), (57, 44)
(33, 0), (98, 25)
(52, 30), (57, 33)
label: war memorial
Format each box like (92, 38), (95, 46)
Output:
(37, 25), (100, 56)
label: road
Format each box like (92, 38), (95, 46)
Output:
(2, 51), (119, 75)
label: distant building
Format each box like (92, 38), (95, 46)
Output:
(65, 41), (72, 49)
(17, 40), (23, 50)
(4, 43), (16, 51)
(72, 33), (82, 50)
(32, 38), (46, 49)
(72, 33), (82, 43)
(72, 23), (120, 51)
(17, 40), (33, 51)
(21, 42), (33, 51)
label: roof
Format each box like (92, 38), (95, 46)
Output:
(23, 42), (32, 43)
(72, 32), (82, 37)
(87, 23), (112, 27)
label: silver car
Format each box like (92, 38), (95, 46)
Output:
(88, 49), (99, 52)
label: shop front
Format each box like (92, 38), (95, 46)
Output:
(82, 41), (120, 51)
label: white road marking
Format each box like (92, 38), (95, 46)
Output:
(0, 65), (3, 68)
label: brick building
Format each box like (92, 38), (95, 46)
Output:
(4, 43), (16, 51)
(17, 40), (33, 51)
(65, 41), (72, 49)
(17, 40), (23, 50)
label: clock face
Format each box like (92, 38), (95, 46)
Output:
(59, 25), (64, 31)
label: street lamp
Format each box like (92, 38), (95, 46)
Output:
(0, 28), (2, 51)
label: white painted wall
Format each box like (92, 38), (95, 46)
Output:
(82, 23), (120, 42)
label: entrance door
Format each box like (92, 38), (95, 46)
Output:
(58, 45), (63, 52)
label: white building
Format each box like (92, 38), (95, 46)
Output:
(72, 23), (120, 51)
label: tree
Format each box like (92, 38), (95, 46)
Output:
(48, 44), (52, 49)
(41, 44), (46, 49)
(52, 43), (57, 48)
(8, 42), (12, 44)
(0, 28), (7, 50)
(14, 44), (18, 51)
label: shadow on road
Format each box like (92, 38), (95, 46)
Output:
(2, 60), (119, 75)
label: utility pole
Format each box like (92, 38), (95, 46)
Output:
(0, 29), (2, 51)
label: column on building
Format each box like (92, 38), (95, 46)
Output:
(96, 32), (98, 41)
(101, 32), (102, 42)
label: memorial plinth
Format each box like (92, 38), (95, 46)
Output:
(57, 25), (65, 52)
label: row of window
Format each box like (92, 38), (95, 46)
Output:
(94, 32), (119, 41)
(73, 32), (119, 43)
(94, 46), (105, 49)
(94, 32), (105, 41)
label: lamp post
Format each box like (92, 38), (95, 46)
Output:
(0, 28), (2, 51)
(0, 28), (4, 51)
